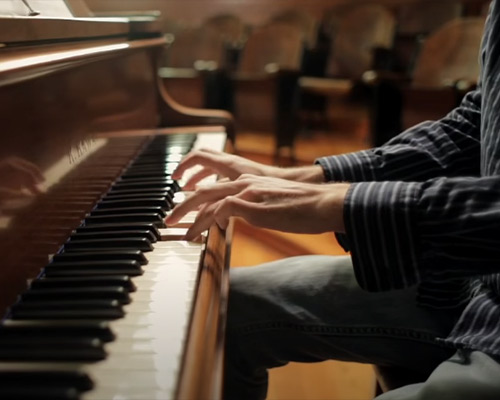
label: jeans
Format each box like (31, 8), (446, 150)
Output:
(223, 255), (461, 399)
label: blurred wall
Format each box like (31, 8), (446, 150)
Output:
(85, 0), (488, 27)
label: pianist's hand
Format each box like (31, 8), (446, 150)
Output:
(0, 157), (44, 200)
(165, 174), (350, 240)
(173, 149), (326, 190)
(172, 148), (282, 190)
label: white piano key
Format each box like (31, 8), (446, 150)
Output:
(177, 132), (226, 188)
(193, 132), (226, 152)
(81, 133), (226, 398)
(84, 387), (171, 400)
(145, 255), (201, 265)
(165, 211), (198, 228)
(151, 240), (202, 250)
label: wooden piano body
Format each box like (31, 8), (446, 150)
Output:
(0, 6), (233, 399)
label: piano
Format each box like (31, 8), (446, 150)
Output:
(0, 1), (234, 399)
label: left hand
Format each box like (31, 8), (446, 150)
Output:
(165, 174), (350, 241)
(0, 157), (44, 204)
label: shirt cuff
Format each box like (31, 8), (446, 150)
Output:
(315, 150), (378, 182)
(344, 181), (423, 291)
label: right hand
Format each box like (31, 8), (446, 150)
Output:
(171, 148), (281, 190)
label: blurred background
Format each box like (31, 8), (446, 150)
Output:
(80, 0), (491, 398)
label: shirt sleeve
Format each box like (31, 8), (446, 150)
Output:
(314, 88), (485, 291)
(347, 176), (500, 292)
(316, 88), (482, 183)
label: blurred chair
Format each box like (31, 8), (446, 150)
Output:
(159, 26), (229, 110)
(386, 1), (463, 77)
(367, 16), (485, 146)
(269, 9), (319, 50)
(232, 23), (304, 162)
(202, 14), (249, 72)
(297, 4), (396, 131)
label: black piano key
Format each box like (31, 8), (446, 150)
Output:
(10, 307), (123, 320)
(0, 369), (93, 392)
(120, 170), (177, 179)
(9, 301), (125, 320)
(19, 286), (131, 305)
(0, 337), (106, 361)
(90, 206), (167, 218)
(10, 299), (121, 310)
(52, 250), (148, 265)
(140, 146), (192, 154)
(116, 177), (175, 183)
(76, 223), (161, 240)
(0, 320), (115, 342)
(96, 197), (172, 209)
(30, 276), (136, 291)
(70, 230), (157, 244)
(83, 213), (165, 227)
(140, 146), (189, 152)
(111, 179), (180, 191)
(43, 260), (144, 277)
(63, 237), (154, 252)
(0, 385), (79, 399)
(104, 189), (175, 202)
(132, 153), (182, 163)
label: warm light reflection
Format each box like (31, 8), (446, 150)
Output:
(0, 43), (130, 72)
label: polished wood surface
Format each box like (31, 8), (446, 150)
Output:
(0, 15), (232, 399)
(0, 16), (129, 44)
(177, 222), (233, 400)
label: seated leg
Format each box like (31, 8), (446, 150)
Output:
(224, 255), (459, 399)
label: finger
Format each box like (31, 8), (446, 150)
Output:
(165, 180), (244, 225)
(197, 148), (219, 154)
(213, 196), (259, 230)
(182, 167), (216, 190)
(171, 151), (224, 180)
(184, 195), (262, 240)
(11, 158), (44, 182)
(184, 203), (217, 241)
(11, 170), (42, 192)
(0, 187), (32, 201)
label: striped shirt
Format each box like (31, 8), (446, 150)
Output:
(316, 1), (500, 357)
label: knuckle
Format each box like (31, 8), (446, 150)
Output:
(196, 186), (211, 196)
(237, 173), (253, 180)
(242, 187), (258, 198)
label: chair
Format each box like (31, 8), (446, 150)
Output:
(387, 2), (464, 76)
(159, 26), (229, 110)
(202, 14), (249, 72)
(232, 23), (304, 162)
(367, 16), (485, 146)
(269, 9), (319, 50)
(297, 5), (396, 132)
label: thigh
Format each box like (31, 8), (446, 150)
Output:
(227, 255), (458, 372)
(377, 351), (500, 400)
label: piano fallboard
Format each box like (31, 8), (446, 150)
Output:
(0, 15), (232, 400)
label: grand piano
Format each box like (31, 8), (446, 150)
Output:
(0, 1), (234, 399)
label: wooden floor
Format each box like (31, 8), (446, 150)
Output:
(229, 102), (377, 400)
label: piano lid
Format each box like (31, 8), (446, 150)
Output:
(0, 0), (161, 46)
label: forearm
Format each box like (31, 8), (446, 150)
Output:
(275, 165), (326, 183)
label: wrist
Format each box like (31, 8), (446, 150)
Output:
(278, 165), (326, 183)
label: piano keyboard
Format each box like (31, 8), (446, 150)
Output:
(0, 132), (226, 400)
